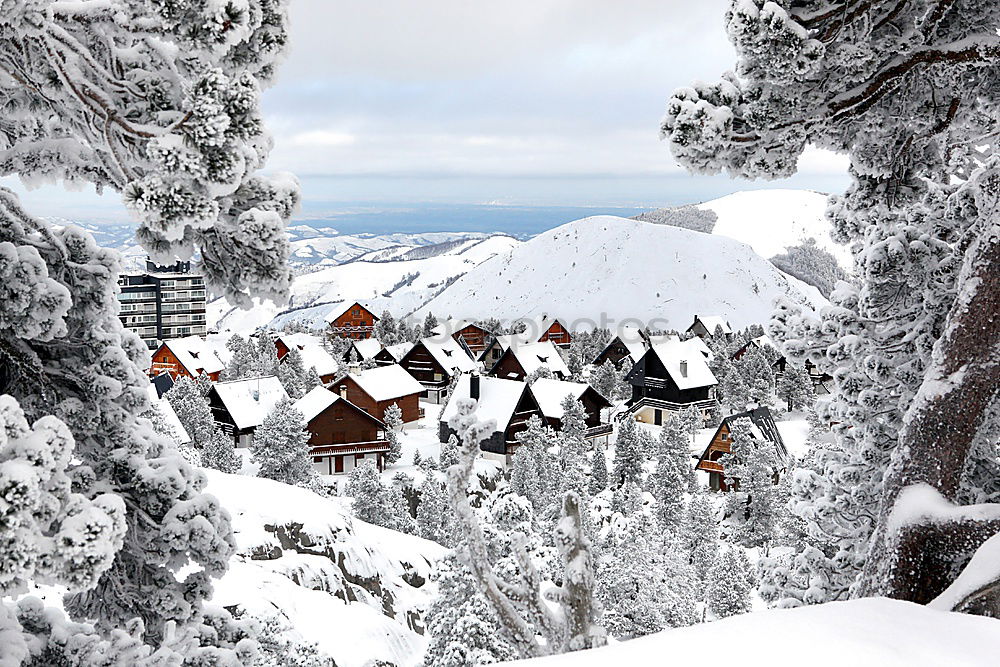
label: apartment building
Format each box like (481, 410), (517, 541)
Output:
(117, 260), (208, 349)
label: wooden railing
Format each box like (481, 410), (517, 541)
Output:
(584, 423), (613, 438)
(625, 396), (718, 415)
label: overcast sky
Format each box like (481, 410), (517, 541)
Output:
(5, 1), (849, 222)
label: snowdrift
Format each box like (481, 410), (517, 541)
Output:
(507, 598), (1000, 666)
(415, 216), (827, 331)
(202, 470), (446, 667)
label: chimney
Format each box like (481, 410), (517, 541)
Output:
(470, 372), (480, 400)
(679, 360), (688, 378)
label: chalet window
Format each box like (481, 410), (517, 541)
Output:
(353, 308), (360, 316)
(434, 373), (443, 381)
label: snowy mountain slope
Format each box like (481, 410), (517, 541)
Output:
(697, 189), (851, 269)
(288, 230), (499, 268)
(508, 598), (1000, 667)
(212, 234), (521, 333)
(203, 470), (445, 667)
(414, 216), (827, 332)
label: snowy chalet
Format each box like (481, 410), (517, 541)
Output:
(328, 302), (379, 339)
(328, 363), (425, 423)
(530, 378), (613, 446)
(342, 338), (384, 364)
(477, 333), (525, 368)
(149, 335), (226, 381)
(686, 315), (733, 340)
(374, 341), (414, 366)
(434, 319), (493, 354)
(439, 374), (543, 464)
(274, 333), (340, 384)
(398, 336), (478, 403)
(294, 386), (389, 475)
(624, 338), (718, 425)
(208, 376), (289, 448)
(695, 406), (788, 492)
(592, 326), (649, 368)
(524, 314), (572, 347)
(487, 341), (569, 381)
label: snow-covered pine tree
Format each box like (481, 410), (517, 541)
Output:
(277, 347), (310, 400)
(250, 399), (313, 487)
(777, 363), (814, 412)
(706, 547), (753, 620)
(683, 490), (720, 584)
(254, 333), (279, 378)
(222, 334), (257, 381)
(589, 443), (609, 495)
(612, 417), (643, 489)
(662, 0), (1000, 607)
(422, 312), (440, 337)
(346, 460), (387, 525)
(374, 310), (401, 345)
(165, 376), (215, 450)
(558, 395), (589, 499)
(440, 433), (461, 469)
(203, 429), (242, 475)
(722, 422), (781, 550)
(417, 476), (454, 546)
(253, 613), (332, 666)
(384, 403), (404, 465)
(422, 551), (516, 667)
(650, 418), (692, 532)
(589, 362), (621, 402)
(446, 398), (606, 658)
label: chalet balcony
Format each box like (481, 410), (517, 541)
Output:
(584, 423), (613, 439)
(699, 460), (724, 473)
(310, 440), (390, 456)
(644, 376), (669, 390)
(627, 396), (718, 415)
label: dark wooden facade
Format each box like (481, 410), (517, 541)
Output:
(439, 387), (543, 457)
(696, 406), (786, 492)
(399, 342), (449, 395)
(541, 386), (609, 432)
(538, 320), (571, 346)
(329, 302), (379, 339)
(625, 350), (714, 406)
(305, 397), (388, 474)
(452, 323), (491, 353)
(207, 386), (252, 446)
(328, 376), (422, 423)
(593, 336), (640, 368)
(488, 348), (529, 381)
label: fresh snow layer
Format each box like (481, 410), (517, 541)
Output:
(506, 598), (1000, 667)
(417, 216), (827, 332)
(698, 189), (852, 269)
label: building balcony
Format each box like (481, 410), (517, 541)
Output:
(584, 423), (613, 439)
(627, 396), (718, 415)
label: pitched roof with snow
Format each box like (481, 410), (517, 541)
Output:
(382, 342), (414, 362)
(146, 383), (190, 444)
(163, 335), (226, 376)
(420, 336), (478, 375)
(212, 376), (289, 430)
(530, 378), (608, 420)
(440, 375), (532, 431)
(277, 333), (340, 377)
(649, 338), (718, 390)
(507, 341), (570, 377)
(521, 314), (569, 342)
(708, 406), (788, 463)
(346, 364), (425, 402)
(691, 315), (732, 335)
(349, 338), (384, 361)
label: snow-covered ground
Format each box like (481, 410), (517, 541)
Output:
(506, 598), (999, 666)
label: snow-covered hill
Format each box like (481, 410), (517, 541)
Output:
(212, 234), (521, 332)
(287, 230), (499, 268)
(414, 216), (826, 332)
(203, 470), (445, 667)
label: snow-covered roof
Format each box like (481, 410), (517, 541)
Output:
(610, 325), (651, 364)
(683, 335), (714, 361)
(440, 375), (530, 431)
(432, 318), (485, 337)
(163, 335), (226, 376)
(292, 386), (339, 424)
(649, 338), (718, 390)
(521, 314), (569, 342)
(201, 333), (234, 366)
(530, 378), (593, 420)
(420, 336), (478, 375)
(347, 364), (425, 402)
(748, 334), (778, 352)
(350, 338), (384, 361)
(692, 315), (732, 335)
(506, 341), (569, 378)
(277, 333), (340, 377)
(146, 383), (190, 444)
(212, 376), (289, 430)
(383, 342), (414, 362)
(722, 406), (788, 461)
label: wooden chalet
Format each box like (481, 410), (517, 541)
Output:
(530, 378), (613, 446)
(439, 374), (543, 464)
(398, 336), (478, 403)
(686, 315), (733, 340)
(374, 341), (414, 366)
(731, 334), (778, 361)
(488, 341), (569, 381)
(592, 326), (649, 368)
(342, 338), (384, 365)
(523, 314), (572, 347)
(208, 376), (289, 448)
(150, 371), (174, 399)
(149, 335), (226, 381)
(294, 386), (389, 475)
(274, 333), (340, 383)
(328, 302), (379, 339)
(478, 333), (524, 367)
(625, 338), (718, 425)
(328, 363), (424, 423)
(434, 319), (493, 353)
(695, 406), (788, 491)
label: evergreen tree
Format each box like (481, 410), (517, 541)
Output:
(777, 364), (814, 412)
(440, 433), (460, 469)
(251, 399), (313, 487)
(223, 334), (257, 381)
(254, 333), (279, 378)
(650, 419), (691, 532)
(253, 614), (331, 666)
(277, 348), (310, 400)
(203, 429), (241, 474)
(723, 423), (781, 550)
(165, 376), (215, 450)
(422, 312), (440, 337)
(384, 403), (404, 465)
(590, 362), (622, 402)
(417, 477), (453, 546)
(683, 491), (720, 584)
(374, 310), (400, 345)
(612, 418), (643, 489)
(558, 396), (589, 499)
(346, 461), (387, 525)
(589, 443), (608, 495)
(706, 548), (752, 619)
(422, 552), (516, 667)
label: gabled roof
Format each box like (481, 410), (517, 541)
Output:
(327, 301), (380, 324)
(418, 336), (478, 376)
(530, 378), (611, 420)
(348, 338), (384, 361)
(162, 336), (226, 376)
(698, 406), (788, 467)
(211, 376), (289, 430)
(648, 338), (718, 390)
(151, 371), (174, 399)
(432, 318), (491, 337)
(501, 341), (569, 378)
(146, 383), (190, 444)
(522, 314), (570, 342)
(293, 386), (386, 428)
(276, 333), (340, 377)
(381, 341), (414, 362)
(597, 325), (648, 365)
(341, 364), (424, 402)
(440, 375), (534, 432)
(682, 335), (714, 361)
(690, 315), (732, 336)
